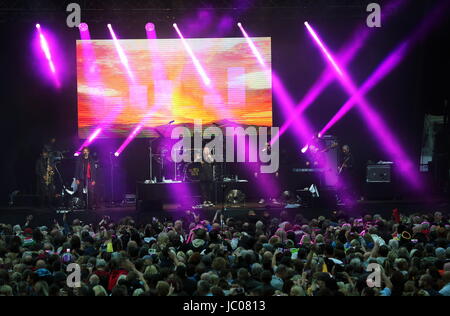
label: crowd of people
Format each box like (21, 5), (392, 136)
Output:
(0, 209), (449, 296)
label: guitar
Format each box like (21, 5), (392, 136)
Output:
(338, 156), (351, 174)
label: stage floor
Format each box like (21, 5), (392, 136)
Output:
(0, 198), (448, 227)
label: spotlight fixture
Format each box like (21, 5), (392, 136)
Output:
(78, 23), (89, 32)
(301, 145), (309, 154)
(145, 23), (155, 32)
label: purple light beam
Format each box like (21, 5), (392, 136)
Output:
(114, 125), (143, 157)
(304, 21), (421, 189)
(320, 0), (450, 135)
(36, 24), (60, 87)
(74, 127), (103, 156)
(173, 23), (211, 86)
(237, 22), (266, 67)
(275, 0), (407, 142)
(107, 24), (135, 82)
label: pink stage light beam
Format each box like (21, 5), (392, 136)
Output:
(173, 23), (211, 86)
(237, 22), (266, 67)
(113, 22), (157, 158)
(236, 24), (311, 147)
(114, 24), (172, 157)
(271, 23), (350, 145)
(275, 0), (407, 143)
(304, 22), (343, 77)
(116, 22), (229, 158)
(237, 23), (330, 188)
(36, 24), (60, 87)
(319, 0), (450, 136)
(114, 124), (143, 157)
(36, 24), (56, 74)
(74, 128), (103, 156)
(319, 43), (408, 136)
(304, 21), (421, 189)
(107, 24), (135, 82)
(237, 24), (317, 155)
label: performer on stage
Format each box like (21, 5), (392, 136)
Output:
(199, 146), (215, 207)
(257, 142), (281, 205)
(305, 134), (338, 168)
(74, 147), (97, 210)
(35, 149), (55, 207)
(338, 144), (356, 205)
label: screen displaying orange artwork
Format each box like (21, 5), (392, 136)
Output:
(76, 37), (272, 138)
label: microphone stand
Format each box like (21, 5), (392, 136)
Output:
(149, 139), (157, 182)
(53, 162), (67, 207)
(109, 152), (115, 207)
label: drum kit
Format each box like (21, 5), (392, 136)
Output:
(151, 145), (202, 182)
(148, 122), (230, 183)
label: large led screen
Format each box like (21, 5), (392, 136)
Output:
(77, 37), (272, 138)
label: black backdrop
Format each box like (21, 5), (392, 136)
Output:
(0, 0), (449, 205)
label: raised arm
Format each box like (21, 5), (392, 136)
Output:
(370, 241), (380, 258)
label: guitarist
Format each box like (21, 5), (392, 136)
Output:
(339, 145), (354, 175)
(338, 145), (355, 205)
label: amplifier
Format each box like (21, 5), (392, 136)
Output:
(366, 164), (392, 183)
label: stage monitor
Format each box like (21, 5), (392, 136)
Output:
(76, 37), (272, 138)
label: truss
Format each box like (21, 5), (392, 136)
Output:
(0, 0), (374, 24)
(0, 0), (372, 12)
